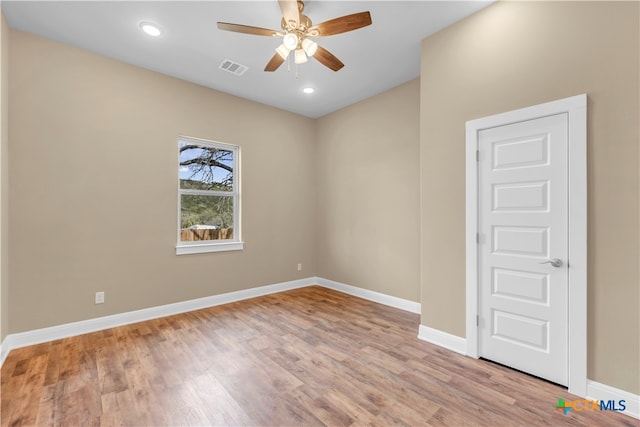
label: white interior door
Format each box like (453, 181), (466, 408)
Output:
(478, 113), (568, 386)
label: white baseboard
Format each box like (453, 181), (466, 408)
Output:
(587, 380), (639, 419)
(417, 324), (467, 355)
(0, 342), (6, 368)
(416, 325), (639, 421)
(0, 277), (420, 367)
(314, 277), (421, 314)
(0, 277), (315, 366)
(4, 278), (637, 422)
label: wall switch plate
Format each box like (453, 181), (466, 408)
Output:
(297, 263), (302, 271)
(95, 291), (105, 304)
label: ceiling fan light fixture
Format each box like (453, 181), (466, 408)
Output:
(283, 32), (299, 50)
(301, 38), (317, 57)
(275, 44), (290, 60)
(294, 49), (308, 64)
(216, 1), (372, 73)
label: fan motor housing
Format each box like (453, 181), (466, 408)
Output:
(281, 14), (312, 32)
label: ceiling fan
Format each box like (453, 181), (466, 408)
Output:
(217, 0), (372, 72)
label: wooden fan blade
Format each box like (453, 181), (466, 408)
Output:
(265, 52), (286, 72)
(279, 0), (299, 28)
(217, 22), (282, 37)
(313, 46), (344, 72)
(308, 11), (372, 37)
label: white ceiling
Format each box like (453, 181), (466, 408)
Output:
(3, 1), (492, 118)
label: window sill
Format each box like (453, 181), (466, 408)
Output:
(176, 241), (244, 255)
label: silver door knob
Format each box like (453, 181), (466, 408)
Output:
(539, 258), (562, 267)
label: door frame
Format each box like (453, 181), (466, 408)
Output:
(465, 94), (587, 396)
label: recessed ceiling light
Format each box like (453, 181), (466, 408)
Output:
(302, 87), (315, 94)
(140, 22), (161, 37)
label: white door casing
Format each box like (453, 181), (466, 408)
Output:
(478, 114), (568, 385)
(465, 94), (587, 396)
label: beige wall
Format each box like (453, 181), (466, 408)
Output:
(0, 10), (8, 342)
(8, 31), (316, 333)
(420, 1), (639, 394)
(316, 79), (420, 302)
(6, 28), (422, 335)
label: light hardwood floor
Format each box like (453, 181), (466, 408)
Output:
(1, 286), (636, 426)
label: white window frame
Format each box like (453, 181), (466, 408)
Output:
(176, 136), (243, 255)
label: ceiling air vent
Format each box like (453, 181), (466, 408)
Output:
(219, 59), (248, 76)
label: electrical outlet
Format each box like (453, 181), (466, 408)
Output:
(297, 263), (302, 271)
(95, 291), (105, 304)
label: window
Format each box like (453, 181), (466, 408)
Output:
(176, 136), (242, 255)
